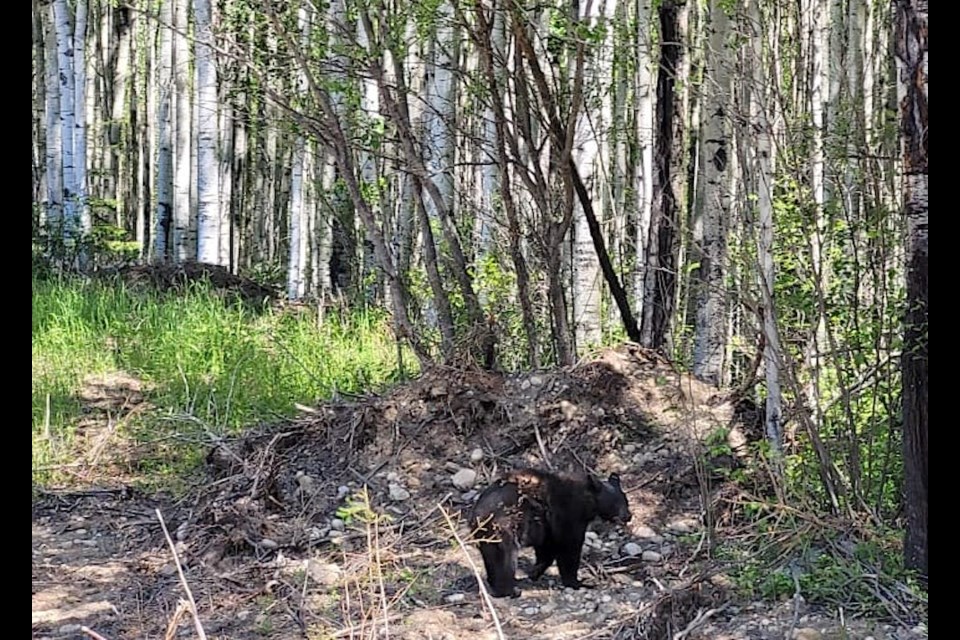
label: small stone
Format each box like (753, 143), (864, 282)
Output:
(388, 484), (411, 501)
(328, 529), (343, 539)
(623, 444), (637, 454)
(386, 471), (400, 482)
(58, 625), (82, 635)
(452, 468), (478, 490)
(260, 538), (279, 550)
(641, 550), (662, 563)
(634, 525), (658, 539)
(623, 542), (643, 557)
(530, 375), (543, 386)
(520, 379), (531, 390)
(307, 527), (323, 541)
(307, 559), (342, 586)
(330, 518), (345, 531)
(461, 490), (478, 502)
(791, 629), (822, 640)
(470, 448), (484, 463)
(601, 594), (612, 603)
(522, 606), (538, 615)
(445, 593), (465, 604)
(666, 518), (697, 534)
(176, 522), (190, 541)
(337, 485), (350, 499)
(540, 601), (556, 614)
(236, 610), (253, 621)
(560, 400), (577, 421)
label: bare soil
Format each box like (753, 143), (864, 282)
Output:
(32, 345), (926, 640)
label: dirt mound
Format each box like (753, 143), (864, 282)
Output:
(33, 345), (925, 640)
(107, 262), (277, 304)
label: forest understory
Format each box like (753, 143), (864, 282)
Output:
(31, 277), (927, 639)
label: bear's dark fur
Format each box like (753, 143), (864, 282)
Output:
(469, 468), (632, 598)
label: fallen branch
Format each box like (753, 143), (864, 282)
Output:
(156, 508), (208, 640)
(439, 505), (506, 640)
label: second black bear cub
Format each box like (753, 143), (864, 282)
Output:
(470, 468), (632, 598)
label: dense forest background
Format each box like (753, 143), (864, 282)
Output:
(32, 0), (926, 581)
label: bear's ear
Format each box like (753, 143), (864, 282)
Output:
(608, 473), (621, 489)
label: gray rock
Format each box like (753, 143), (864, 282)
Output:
(641, 550), (662, 563)
(452, 468), (478, 490)
(522, 606), (539, 615)
(461, 490), (478, 502)
(337, 485), (350, 499)
(634, 525), (659, 539)
(58, 625), (82, 635)
(623, 542), (643, 557)
(444, 593), (466, 604)
(530, 375), (544, 386)
(666, 518), (697, 534)
(307, 559), (342, 586)
(260, 538), (279, 550)
(330, 518), (345, 531)
(470, 447), (484, 463)
(386, 471), (400, 482)
(623, 443), (637, 454)
(388, 483), (411, 501)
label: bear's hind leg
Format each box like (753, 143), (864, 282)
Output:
(556, 539), (586, 589)
(530, 542), (556, 581)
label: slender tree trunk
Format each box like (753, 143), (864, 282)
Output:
(692, 0), (731, 384)
(194, 0), (219, 264)
(154, 0), (173, 260)
(44, 3), (63, 237)
(895, 0), (927, 577)
(642, 0), (686, 351)
(54, 0), (78, 244)
(172, 0), (192, 261)
(74, 0), (90, 236)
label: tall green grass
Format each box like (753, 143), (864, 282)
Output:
(32, 275), (411, 488)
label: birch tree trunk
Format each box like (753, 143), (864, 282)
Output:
(750, 0), (782, 461)
(154, 0), (174, 261)
(54, 0), (78, 244)
(692, 0), (731, 384)
(172, 0), (192, 261)
(194, 0), (220, 264)
(44, 3), (63, 237)
(633, 0), (655, 322)
(895, 0), (927, 577)
(73, 0), (90, 235)
(286, 5), (311, 300)
(571, 0), (612, 352)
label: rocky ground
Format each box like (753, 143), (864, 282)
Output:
(32, 345), (927, 639)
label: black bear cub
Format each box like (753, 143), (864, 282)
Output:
(469, 468), (632, 598)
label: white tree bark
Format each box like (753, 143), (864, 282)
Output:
(172, 0), (192, 261)
(73, 0), (90, 235)
(44, 3), (63, 234)
(154, 0), (174, 260)
(286, 4), (312, 300)
(194, 0), (220, 264)
(692, 0), (731, 385)
(422, 1), (457, 226)
(633, 1), (654, 320)
(572, 0), (615, 352)
(750, 0), (782, 458)
(54, 0), (77, 243)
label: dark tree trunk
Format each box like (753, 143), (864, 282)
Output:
(643, 0), (684, 351)
(895, 0), (927, 577)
